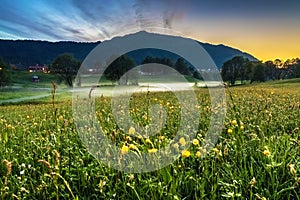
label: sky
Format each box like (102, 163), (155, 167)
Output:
(0, 0), (299, 61)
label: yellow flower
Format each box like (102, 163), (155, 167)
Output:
(263, 149), (271, 157)
(129, 144), (137, 150)
(145, 138), (151, 144)
(240, 125), (244, 131)
(173, 143), (179, 149)
(249, 177), (256, 187)
(227, 128), (233, 134)
(125, 136), (132, 142)
(288, 164), (297, 176)
(181, 150), (191, 158)
(223, 146), (229, 156)
(179, 137), (186, 146)
(33, 122), (38, 126)
(128, 174), (134, 181)
(159, 136), (165, 141)
(212, 148), (219, 154)
(121, 145), (129, 154)
(148, 148), (158, 153)
(128, 127), (135, 135)
(58, 115), (63, 120)
(196, 151), (201, 158)
(231, 119), (237, 126)
(192, 139), (199, 146)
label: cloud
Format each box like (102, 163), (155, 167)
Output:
(0, 0), (299, 42)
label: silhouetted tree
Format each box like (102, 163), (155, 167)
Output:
(104, 55), (136, 85)
(251, 64), (266, 83)
(0, 57), (11, 87)
(141, 56), (174, 75)
(175, 58), (190, 75)
(221, 56), (247, 85)
(50, 53), (81, 87)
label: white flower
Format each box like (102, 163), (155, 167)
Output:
(20, 170), (25, 175)
(28, 164), (31, 169)
(21, 163), (26, 168)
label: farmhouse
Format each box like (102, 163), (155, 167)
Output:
(28, 64), (48, 73)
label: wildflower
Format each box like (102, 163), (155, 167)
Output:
(125, 136), (132, 142)
(148, 148), (158, 153)
(181, 150), (191, 158)
(121, 145), (129, 154)
(20, 170), (25, 175)
(128, 174), (134, 181)
(145, 138), (151, 144)
(227, 128), (233, 134)
(58, 115), (63, 120)
(240, 125), (244, 131)
(21, 163), (26, 168)
(212, 148), (219, 154)
(33, 122), (38, 126)
(159, 136), (165, 141)
(288, 164), (297, 176)
(7, 124), (12, 128)
(212, 148), (222, 157)
(128, 127), (135, 135)
(26, 115), (30, 119)
(179, 137), (186, 146)
(263, 149), (271, 157)
(231, 119), (237, 126)
(249, 177), (256, 187)
(196, 151), (201, 158)
(223, 146), (229, 156)
(173, 143), (179, 149)
(192, 139), (199, 146)
(142, 115), (148, 120)
(129, 144), (137, 150)
(28, 164), (31, 169)
(99, 179), (106, 193)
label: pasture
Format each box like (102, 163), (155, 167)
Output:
(0, 79), (299, 199)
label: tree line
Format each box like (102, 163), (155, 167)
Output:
(221, 56), (300, 85)
(1, 53), (300, 87)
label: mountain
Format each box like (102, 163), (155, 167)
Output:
(0, 32), (257, 69)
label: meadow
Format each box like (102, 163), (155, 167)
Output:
(0, 79), (299, 199)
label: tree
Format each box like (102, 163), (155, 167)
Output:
(286, 58), (300, 78)
(251, 64), (266, 83)
(174, 58), (190, 75)
(264, 60), (277, 80)
(50, 54), (80, 87)
(221, 56), (247, 85)
(0, 57), (11, 87)
(104, 55), (136, 85)
(141, 56), (174, 75)
(291, 63), (300, 78)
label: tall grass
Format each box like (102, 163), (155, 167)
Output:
(0, 82), (299, 199)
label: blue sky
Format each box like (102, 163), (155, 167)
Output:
(0, 0), (300, 60)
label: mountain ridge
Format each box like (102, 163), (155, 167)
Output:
(0, 32), (257, 69)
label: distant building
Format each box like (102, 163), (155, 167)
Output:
(28, 64), (49, 73)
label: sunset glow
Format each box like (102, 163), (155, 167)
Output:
(0, 0), (299, 61)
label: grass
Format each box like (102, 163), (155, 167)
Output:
(0, 79), (299, 199)
(10, 71), (57, 88)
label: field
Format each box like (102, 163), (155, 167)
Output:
(0, 79), (299, 199)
